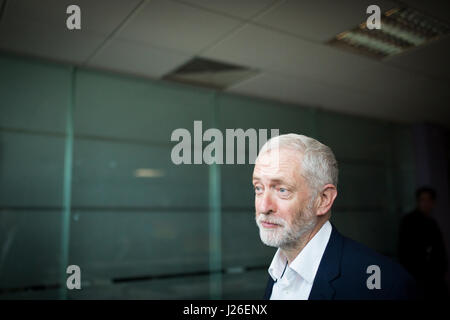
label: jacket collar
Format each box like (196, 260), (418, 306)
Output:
(307, 223), (343, 300)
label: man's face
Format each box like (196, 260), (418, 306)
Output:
(252, 148), (317, 249)
(418, 192), (435, 215)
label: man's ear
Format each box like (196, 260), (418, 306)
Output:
(316, 184), (337, 216)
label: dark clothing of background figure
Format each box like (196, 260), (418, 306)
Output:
(264, 224), (419, 300)
(399, 210), (449, 300)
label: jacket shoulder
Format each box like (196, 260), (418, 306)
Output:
(335, 234), (418, 299)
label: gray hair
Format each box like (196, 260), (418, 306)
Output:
(258, 133), (338, 195)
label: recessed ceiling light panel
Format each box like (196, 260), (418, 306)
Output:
(329, 7), (450, 59)
(163, 57), (259, 90)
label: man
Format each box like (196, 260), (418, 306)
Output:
(399, 187), (448, 300)
(253, 133), (417, 300)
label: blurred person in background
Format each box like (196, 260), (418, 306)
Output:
(399, 186), (449, 300)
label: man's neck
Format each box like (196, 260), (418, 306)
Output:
(281, 217), (329, 265)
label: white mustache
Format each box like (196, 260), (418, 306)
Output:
(256, 215), (286, 227)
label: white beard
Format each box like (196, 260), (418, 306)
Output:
(255, 202), (316, 249)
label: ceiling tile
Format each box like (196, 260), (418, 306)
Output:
(204, 22), (450, 113)
(86, 38), (192, 78)
(118, 0), (242, 54)
(0, 18), (105, 64)
(203, 23), (377, 80)
(254, 0), (398, 42)
(385, 36), (450, 82)
(227, 71), (420, 123)
(0, 0), (142, 64)
(227, 71), (332, 107)
(3, 0), (141, 35)
(178, 0), (277, 19)
(230, 70), (450, 127)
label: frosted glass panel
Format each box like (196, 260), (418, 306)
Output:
(0, 210), (61, 289)
(318, 111), (392, 163)
(0, 132), (65, 207)
(74, 70), (214, 142)
(221, 210), (274, 269)
(72, 139), (209, 208)
(69, 210), (209, 280)
(0, 55), (70, 133)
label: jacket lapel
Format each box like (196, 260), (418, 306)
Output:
(263, 276), (275, 300)
(308, 224), (343, 300)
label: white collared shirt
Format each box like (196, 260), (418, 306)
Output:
(268, 221), (332, 300)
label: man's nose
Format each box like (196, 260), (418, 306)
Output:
(258, 191), (276, 215)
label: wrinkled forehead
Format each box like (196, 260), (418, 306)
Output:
(253, 148), (302, 180)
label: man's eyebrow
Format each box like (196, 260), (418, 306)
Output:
(270, 178), (289, 185)
(252, 176), (292, 185)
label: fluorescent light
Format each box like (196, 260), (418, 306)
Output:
(134, 168), (165, 178)
(341, 31), (403, 55)
(381, 23), (427, 46)
(329, 6), (450, 59)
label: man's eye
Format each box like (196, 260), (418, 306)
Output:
(279, 188), (287, 193)
(254, 186), (263, 194)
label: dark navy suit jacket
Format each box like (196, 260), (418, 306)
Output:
(263, 224), (419, 300)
